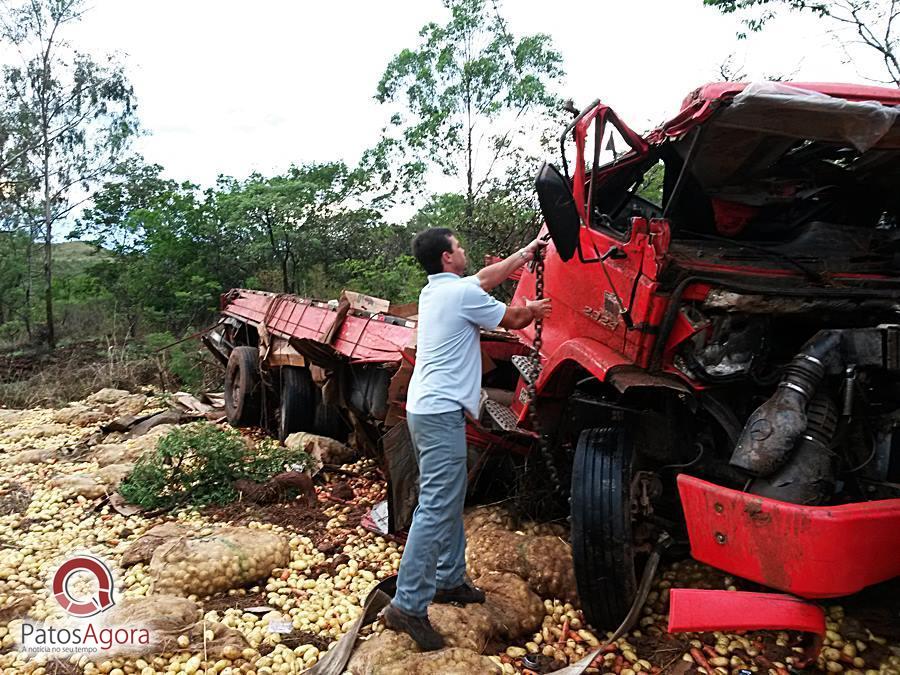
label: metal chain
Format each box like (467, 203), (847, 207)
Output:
(525, 249), (561, 492)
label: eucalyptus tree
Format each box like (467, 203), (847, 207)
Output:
(376, 0), (564, 229)
(0, 0), (138, 348)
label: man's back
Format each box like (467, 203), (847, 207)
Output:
(406, 273), (505, 418)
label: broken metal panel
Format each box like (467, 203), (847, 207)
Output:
(723, 82), (898, 153)
(701, 290), (879, 314)
(606, 365), (693, 395)
(382, 421), (418, 533)
(667, 588), (824, 667)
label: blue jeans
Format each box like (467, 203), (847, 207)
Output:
(392, 409), (468, 617)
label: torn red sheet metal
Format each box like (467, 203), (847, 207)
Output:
(677, 474), (900, 598)
(668, 588), (825, 665)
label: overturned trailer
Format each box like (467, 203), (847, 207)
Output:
(205, 81), (900, 645)
(202, 286), (529, 474)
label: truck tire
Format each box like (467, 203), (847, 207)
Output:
(314, 398), (349, 442)
(224, 346), (261, 427)
(571, 426), (636, 629)
(279, 366), (316, 442)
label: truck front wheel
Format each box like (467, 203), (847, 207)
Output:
(571, 426), (637, 629)
(224, 346), (261, 427)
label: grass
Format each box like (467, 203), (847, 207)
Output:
(0, 337), (222, 409)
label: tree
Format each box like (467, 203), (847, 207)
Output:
(376, 0), (564, 228)
(73, 160), (251, 335)
(218, 163), (380, 295)
(705, 0), (900, 86)
(408, 187), (538, 296)
(0, 0), (138, 348)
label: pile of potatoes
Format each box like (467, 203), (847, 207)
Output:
(0, 396), (898, 675)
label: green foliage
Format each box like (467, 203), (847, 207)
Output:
(334, 254), (424, 304)
(244, 438), (315, 482)
(216, 162), (380, 295)
(0, 0), (574, 360)
(0, 319), (25, 343)
(0, 230), (32, 341)
(142, 331), (207, 392)
(637, 163), (665, 206)
(376, 0), (564, 225)
(704, 0), (899, 85)
(119, 423), (314, 510)
(0, 0), (139, 348)
(409, 190), (538, 271)
(73, 160), (248, 335)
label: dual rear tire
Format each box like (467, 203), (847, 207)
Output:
(224, 348), (347, 442)
(278, 366), (316, 441)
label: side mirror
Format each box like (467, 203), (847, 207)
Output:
(535, 162), (579, 262)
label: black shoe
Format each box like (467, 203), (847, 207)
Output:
(382, 604), (445, 651)
(433, 580), (486, 605)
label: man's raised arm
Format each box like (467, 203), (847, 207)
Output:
(476, 238), (548, 292)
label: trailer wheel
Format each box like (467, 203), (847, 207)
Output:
(278, 366), (316, 442)
(224, 346), (261, 427)
(571, 426), (637, 629)
(314, 399), (349, 442)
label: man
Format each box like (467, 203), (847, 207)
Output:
(382, 227), (552, 650)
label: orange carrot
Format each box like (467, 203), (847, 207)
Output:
(690, 647), (713, 674)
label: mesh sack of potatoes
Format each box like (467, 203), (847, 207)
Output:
(347, 630), (501, 675)
(99, 594), (247, 658)
(395, 648), (503, 675)
(347, 574), (541, 675)
(347, 630), (416, 674)
(121, 522), (191, 566)
(48, 463), (134, 499)
(463, 505), (517, 536)
(9, 448), (58, 465)
(427, 602), (495, 652)
(476, 571), (545, 640)
(93, 425), (175, 467)
(149, 526), (289, 597)
(284, 431), (357, 465)
(0, 595), (34, 625)
(103, 595), (250, 659)
(52, 405), (107, 427)
(466, 520), (577, 603)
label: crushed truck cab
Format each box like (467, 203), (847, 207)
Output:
(516, 81), (900, 630)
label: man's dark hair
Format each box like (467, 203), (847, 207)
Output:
(412, 227), (454, 275)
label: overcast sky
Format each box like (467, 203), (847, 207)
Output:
(53, 0), (880, 214)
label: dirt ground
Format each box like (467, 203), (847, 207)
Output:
(0, 392), (897, 674)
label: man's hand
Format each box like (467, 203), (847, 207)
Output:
(525, 297), (552, 320)
(478, 236), (550, 292)
(499, 297), (552, 329)
(520, 237), (549, 260)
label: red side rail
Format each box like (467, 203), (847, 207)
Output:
(677, 474), (900, 598)
(221, 289), (415, 364)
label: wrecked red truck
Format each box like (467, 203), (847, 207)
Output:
(204, 81), (900, 641)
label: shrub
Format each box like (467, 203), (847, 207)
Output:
(119, 423), (314, 510)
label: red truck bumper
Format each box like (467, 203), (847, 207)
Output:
(677, 474), (900, 598)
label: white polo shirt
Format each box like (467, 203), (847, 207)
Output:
(406, 273), (507, 417)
